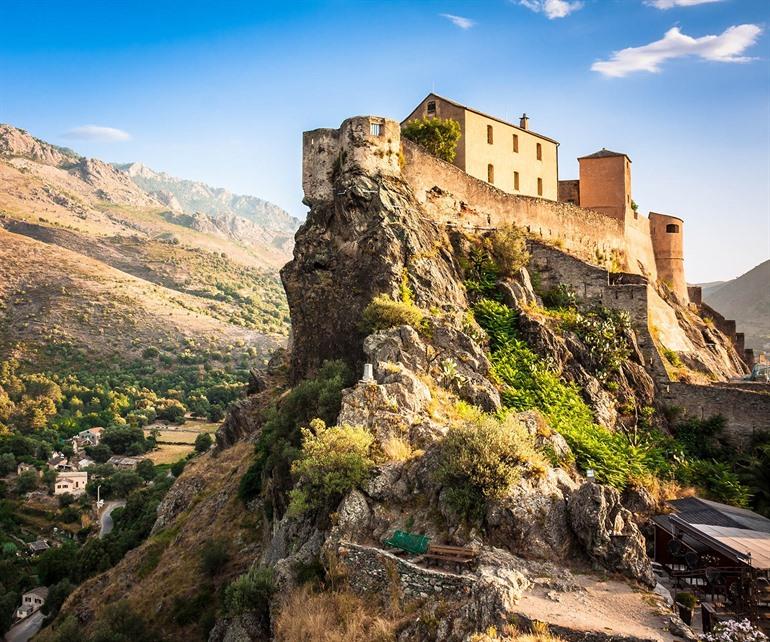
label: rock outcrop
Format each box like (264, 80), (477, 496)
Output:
(281, 171), (468, 381)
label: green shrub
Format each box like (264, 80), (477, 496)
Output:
(288, 419), (375, 516)
(249, 360), (353, 504)
(678, 459), (749, 507)
(199, 539), (229, 577)
(402, 116), (461, 162)
(224, 566), (274, 616)
(662, 346), (684, 368)
(437, 413), (546, 519)
(541, 284), (577, 309)
(675, 591), (697, 609)
(488, 225), (530, 277)
(361, 294), (424, 333)
(194, 432), (213, 453)
(564, 307), (632, 382)
(170, 459), (186, 477)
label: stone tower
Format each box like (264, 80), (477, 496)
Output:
(577, 149), (632, 223)
(650, 212), (688, 302)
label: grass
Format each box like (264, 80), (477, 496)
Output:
(146, 444), (194, 464)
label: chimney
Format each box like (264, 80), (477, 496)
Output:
(519, 113), (529, 130)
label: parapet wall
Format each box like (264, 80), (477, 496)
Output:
(402, 140), (659, 284)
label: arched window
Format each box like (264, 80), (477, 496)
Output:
(487, 164), (494, 184)
(666, 224), (680, 233)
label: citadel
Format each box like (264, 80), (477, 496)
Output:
(300, 94), (770, 439)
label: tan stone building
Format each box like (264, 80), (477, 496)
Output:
(403, 94), (559, 201)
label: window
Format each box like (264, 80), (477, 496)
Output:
(487, 125), (493, 144)
(514, 171), (520, 191)
(537, 177), (543, 196)
(427, 100), (436, 115)
(369, 122), (382, 136)
(666, 223), (680, 233)
(512, 134), (519, 153)
(536, 143), (542, 161)
(487, 164), (495, 184)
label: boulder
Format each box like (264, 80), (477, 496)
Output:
(567, 482), (655, 587)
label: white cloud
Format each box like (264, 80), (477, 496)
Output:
(646, 0), (723, 9)
(62, 125), (131, 142)
(592, 24), (762, 77)
(440, 13), (475, 29)
(518, 0), (583, 19)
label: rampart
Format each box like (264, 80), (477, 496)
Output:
(660, 383), (770, 444)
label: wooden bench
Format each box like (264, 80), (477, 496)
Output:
(422, 544), (478, 570)
(384, 530), (430, 555)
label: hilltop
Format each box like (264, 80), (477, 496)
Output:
(0, 123), (293, 371)
(701, 260), (770, 353)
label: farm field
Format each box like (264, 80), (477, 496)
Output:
(144, 418), (219, 463)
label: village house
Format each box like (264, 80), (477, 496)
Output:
(46, 452), (73, 472)
(15, 587), (48, 620)
(78, 426), (103, 445)
(27, 539), (49, 555)
(107, 455), (143, 470)
(16, 462), (36, 476)
(75, 456), (95, 470)
(53, 471), (88, 496)
(403, 93), (559, 201)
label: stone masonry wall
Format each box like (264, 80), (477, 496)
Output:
(660, 383), (770, 443)
(527, 242), (669, 380)
(337, 542), (475, 601)
(402, 140), (631, 271)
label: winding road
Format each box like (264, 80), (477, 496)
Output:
(4, 610), (43, 642)
(99, 500), (126, 538)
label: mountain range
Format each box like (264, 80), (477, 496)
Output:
(700, 260), (770, 354)
(0, 123), (296, 372)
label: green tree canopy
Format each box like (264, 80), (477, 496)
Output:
(402, 116), (461, 162)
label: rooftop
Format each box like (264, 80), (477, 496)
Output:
(404, 93), (560, 146)
(578, 148), (631, 162)
(668, 497), (770, 533)
(25, 587), (49, 599)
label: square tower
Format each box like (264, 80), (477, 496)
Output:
(578, 149), (631, 223)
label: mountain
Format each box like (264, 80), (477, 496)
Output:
(0, 123), (291, 370)
(117, 162), (300, 253)
(701, 260), (770, 353)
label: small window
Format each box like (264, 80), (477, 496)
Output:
(487, 164), (495, 184)
(487, 125), (493, 144)
(512, 134), (519, 153)
(537, 177), (543, 196)
(427, 100), (436, 115)
(666, 223), (680, 233)
(514, 171), (520, 191)
(370, 122), (382, 136)
(536, 143), (542, 161)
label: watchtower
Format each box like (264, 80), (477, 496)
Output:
(577, 149), (632, 223)
(650, 212), (688, 302)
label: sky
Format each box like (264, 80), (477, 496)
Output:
(0, 0), (768, 282)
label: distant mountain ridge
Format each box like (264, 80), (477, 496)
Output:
(117, 161), (300, 243)
(700, 260), (770, 353)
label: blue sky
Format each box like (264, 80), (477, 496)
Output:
(0, 0), (767, 282)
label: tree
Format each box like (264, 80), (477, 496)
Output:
(136, 459), (155, 482)
(156, 399), (186, 424)
(199, 539), (229, 577)
(194, 432), (213, 453)
(0, 452), (15, 475)
(207, 404), (225, 422)
(402, 116), (461, 162)
(87, 443), (112, 463)
(102, 426), (147, 455)
(37, 542), (78, 585)
(170, 459), (186, 478)
(15, 470), (38, 494)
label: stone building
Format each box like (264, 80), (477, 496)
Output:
(403, 94), (559, 201)
(54, 471), (88, 496)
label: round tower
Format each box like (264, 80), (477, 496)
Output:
(649, 212), (688, 302)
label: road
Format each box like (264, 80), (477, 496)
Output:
(4, 609), (43, 642)
(99, 500), (126, 538)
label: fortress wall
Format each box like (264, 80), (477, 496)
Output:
(402, 141), (629, 270)
(624, 214), (659, 282)
(660, 383), (770, 444)
(527, 242), (668, 378)
(303, 128), (340, 204)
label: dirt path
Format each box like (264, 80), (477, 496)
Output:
(514, 574), (677, 641)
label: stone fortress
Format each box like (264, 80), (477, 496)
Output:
(302, 95), (769, 438)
